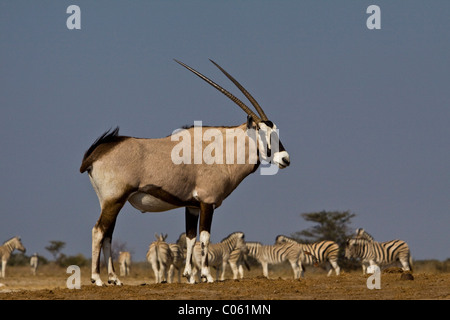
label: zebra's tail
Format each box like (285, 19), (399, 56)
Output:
(155, 244), (161, 271)
(244, 259), (250, 271)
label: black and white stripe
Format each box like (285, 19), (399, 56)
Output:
(30, 253), (39, 276)
(168, 233), (186, 283)
(192, 231), (246, 282)
(345, 237), (412, 274)
(275, 235), (340, 277)
(246, 241), (303, 279)
(227, 247), (250, 280)
(146, 233), (173, 283)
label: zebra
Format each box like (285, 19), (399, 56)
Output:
(168, 233), (187, 283)
(146, 233), (173, 283)
(191, 231), (246, 283)
(245, 241), (303, 279)
(30, 253), (39, 276)
(275, 235), (340, 277)
(345, 237), (413, 274)
(228, 247), (250, 280)
(118, 251), (131, 277)
(0, 236), (26, 278)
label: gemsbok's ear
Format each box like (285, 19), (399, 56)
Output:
(247, 115), (257, 130)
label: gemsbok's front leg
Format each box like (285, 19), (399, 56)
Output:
(199, 203), (214, 283)
(183, 207), (199, 284)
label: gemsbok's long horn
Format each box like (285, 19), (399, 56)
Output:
(209, 59), (268, 121)
(174, 59), (262, 123)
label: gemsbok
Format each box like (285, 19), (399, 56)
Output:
(0, 236), (26, 278)
(79, 59), (291, 286)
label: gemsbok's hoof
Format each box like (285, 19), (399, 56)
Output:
(91, 278), (106, 287)
(108, 279), (123, 286)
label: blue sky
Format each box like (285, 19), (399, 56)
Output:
(1, 1), (449, 261)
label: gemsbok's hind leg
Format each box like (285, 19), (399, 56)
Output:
(199, 203), (214, 283)
(91, 198), (126, 286)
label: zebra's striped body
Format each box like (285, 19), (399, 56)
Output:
(275, 235), (340, 277)
(246, 241), (303, 279)
(146, 234), (173, 283)
(30, 253), (39, 276)
(168, 233), (187, 283)
(0, 237), (26, 278)
(192, 232), (246, 282)
(345, 238), (412, 274)
(118, 251), (131, 276)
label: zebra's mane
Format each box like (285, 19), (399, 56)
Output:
(355, 228), (374, 241)
(350, 237), (372, 245)
(245, 241), (262, 246)
(176, 232), (186, 248)
(220, 231), (244, 243)
(275, 235), (299, 243)
(2, 236), (19, 245)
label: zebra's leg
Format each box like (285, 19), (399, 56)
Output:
(119, 263), (124, 277)
(161, 260), (168, 283)
(199, 203), (214, 283)
(168, 264), (175, 283)
(220, 261), (228, 281)
(238, 264), (245, 279)
(183, 207), (199, 283)
(149, 256), (160, 283)
(229, 261), (239, 280)
(329, 260), (340, 276)
(160, 268), (165, 283)
(361, 263), (367, 275)
(400, 257), (411, 272)
(289, 259), (300, 279)
(261, 262), (269, 279)
(1, 259), (6, 278)
(299, 260), (305, 278)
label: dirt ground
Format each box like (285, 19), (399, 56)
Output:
(0, 265), (449, 300)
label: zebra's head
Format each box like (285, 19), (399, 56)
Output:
(13, 236), (26, 253)
(345, 238), (367, 259)
(234, 232), (246, 251)
(274, 235), (286, 245)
